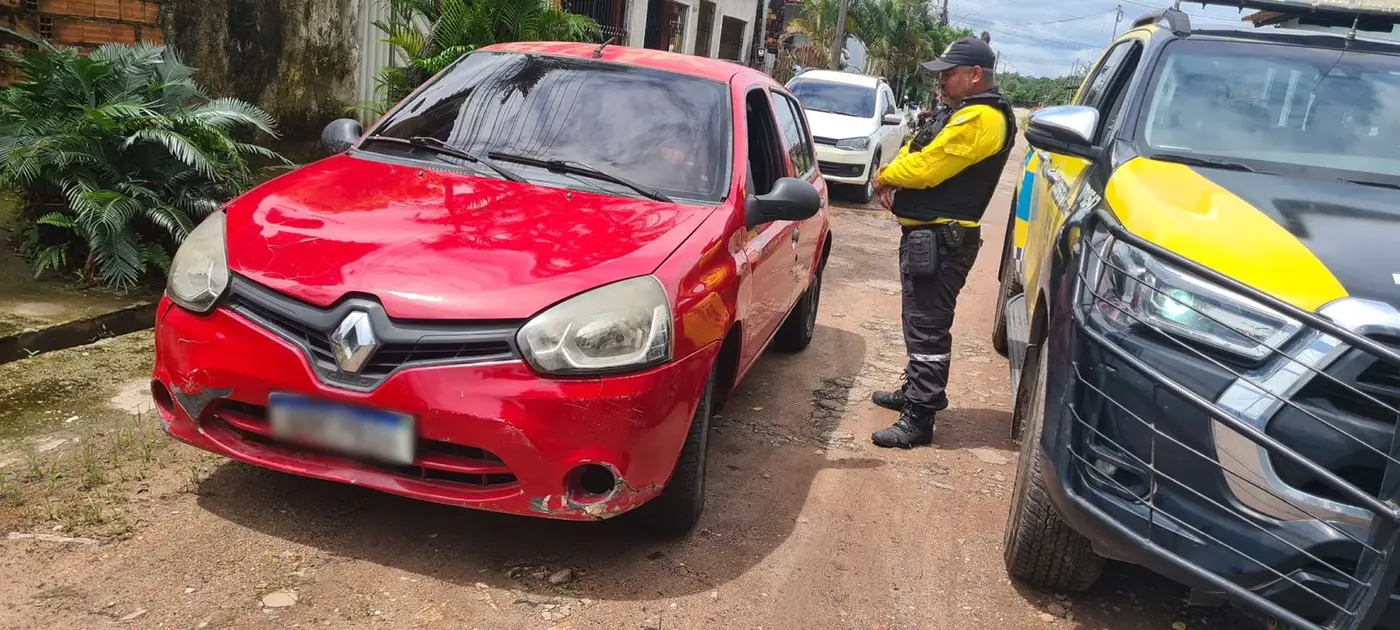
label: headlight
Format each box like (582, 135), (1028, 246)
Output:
(516, 276), (672, 375)
(835, 137), (870, 151)
(166, 211), (229, 314)
(1085, 234), (1300, 361)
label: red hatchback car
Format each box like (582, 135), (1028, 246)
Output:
(151, 41), (832, 535)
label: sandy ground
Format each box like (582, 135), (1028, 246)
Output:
(0, 147), (1257, 629)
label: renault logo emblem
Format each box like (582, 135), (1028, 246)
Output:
(330, 311), (377, 373)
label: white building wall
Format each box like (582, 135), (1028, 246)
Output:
(623, 0), (759, 60)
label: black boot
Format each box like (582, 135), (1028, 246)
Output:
(872, 377), (908, 411)
(871, 407), (935, 449)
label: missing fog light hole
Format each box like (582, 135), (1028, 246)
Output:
(568, 464), (618, 500)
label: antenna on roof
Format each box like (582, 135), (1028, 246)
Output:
(593, 36), (618, 58)
(1347, 14), (1359, 40)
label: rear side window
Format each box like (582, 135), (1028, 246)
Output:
(771, 91), (815, 177)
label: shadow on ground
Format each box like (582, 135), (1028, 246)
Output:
(195, 324), (878, 601)
(1009, 562), (1258, 629)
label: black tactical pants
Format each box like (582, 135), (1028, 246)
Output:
(899, 225), (981, 414)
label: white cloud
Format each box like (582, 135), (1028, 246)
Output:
(949, 0), (1255, 77)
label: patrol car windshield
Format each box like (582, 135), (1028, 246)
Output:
(365, 51), (733, 203)
(787, 79), (877, 118)
(1140, 39), (1400, 183)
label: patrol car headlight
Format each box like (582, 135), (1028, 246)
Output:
(1086, 235), (1301, 362)
(166, 210), (229, 314)
(516, 276), (673, 375)
(835, 137), (871, 151)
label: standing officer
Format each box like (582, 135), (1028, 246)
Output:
(868, 36), (1018, 448)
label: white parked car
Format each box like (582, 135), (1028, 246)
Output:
(785, 70), (909, 203)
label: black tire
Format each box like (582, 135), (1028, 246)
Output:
(991, 211), (1017, 358)
(853, 153), (879, 205)
(631, 363), (716, 537)
(772, 263), (823, 353)
(1003, 343), (1105, 592)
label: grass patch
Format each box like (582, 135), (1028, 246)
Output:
(0, 406), (200, 540)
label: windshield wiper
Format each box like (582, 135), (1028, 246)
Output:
(1343, 178), (1400, 191)
(360, 135), (526, 183)
(1152, 152), (1259, 173)
(487, 151), (672, 202)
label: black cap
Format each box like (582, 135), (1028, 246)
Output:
(922, 36), (996, 73)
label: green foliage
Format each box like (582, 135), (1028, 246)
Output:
(356, 0), (603, 117)
(783, 0), (971, 104)
(997, 72), (1087, 108)
(0, 29), (288, 289)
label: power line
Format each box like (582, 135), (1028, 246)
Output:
(996, 9), (1117, 27)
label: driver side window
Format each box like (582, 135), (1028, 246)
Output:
(746, 88), (786, 199)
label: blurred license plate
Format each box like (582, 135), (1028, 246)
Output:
(268, 393), (415, 466)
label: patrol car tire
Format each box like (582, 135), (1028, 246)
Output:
(631, 362), (716, 538)
(1003, 343), (1105, 592)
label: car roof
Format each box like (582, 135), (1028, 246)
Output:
(789, 69), (883, 87)
(476, 41), (761, 83)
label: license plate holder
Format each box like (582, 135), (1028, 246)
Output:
(267, 393), (415, 466)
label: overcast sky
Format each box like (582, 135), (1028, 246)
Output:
(950, 1), (1257, 77)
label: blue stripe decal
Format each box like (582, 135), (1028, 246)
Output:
(1015, 169), (1035, 222)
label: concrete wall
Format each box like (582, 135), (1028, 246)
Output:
(161, 0), (359, 153)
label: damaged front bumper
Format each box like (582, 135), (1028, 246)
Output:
(150, 295), (716, 521)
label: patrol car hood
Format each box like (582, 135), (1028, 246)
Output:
(1106, 156), (1400, 313)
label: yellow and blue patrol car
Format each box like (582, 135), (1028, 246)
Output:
(994, 2), (1400, 628)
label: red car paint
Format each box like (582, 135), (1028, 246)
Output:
(151, 42), (831, 522)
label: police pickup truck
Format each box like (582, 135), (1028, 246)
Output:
(992, 1), (1400, 628)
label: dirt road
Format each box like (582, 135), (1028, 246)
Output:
(0, 147), (1255, 629)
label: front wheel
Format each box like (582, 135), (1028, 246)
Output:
(631, 363), (716, 537)
(853, 154), (879, 205)
(1003, 343), (1105, 591)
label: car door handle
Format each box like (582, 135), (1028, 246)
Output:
(791, 227), (800, 248)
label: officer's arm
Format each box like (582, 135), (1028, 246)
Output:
(876, 106), (1005, 190)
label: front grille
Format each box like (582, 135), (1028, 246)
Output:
(812, 136), (838, 145)
(818, 161), (863, 178)
(225, 275), (521, 392)
(213, 400), (519, 488)
(1065, 209), (1400, 630)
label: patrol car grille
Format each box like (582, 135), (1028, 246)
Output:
(812, 136), (838, 145)
(1060, 208), (1400, 630)
(224, 276), (520, 391)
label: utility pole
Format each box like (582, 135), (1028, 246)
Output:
(938, 0), (949, 26)
(832, 0), (849, 70)
(1110, 4), (1123, 43)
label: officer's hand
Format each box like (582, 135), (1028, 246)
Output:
(878, 187), (895, 210)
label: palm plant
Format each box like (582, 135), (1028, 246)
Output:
(0, 29), (287, 289)
(358, 0), (603, 116)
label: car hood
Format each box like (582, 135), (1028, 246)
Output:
(1106, 156), (1400, 313)
(224, 154), (713, 320)
(804, 110), (878, 142)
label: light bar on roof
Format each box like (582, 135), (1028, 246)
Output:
(1198, 0), (1400, 16)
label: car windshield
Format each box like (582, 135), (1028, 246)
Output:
(364, 51), (732, 203)
(1140, 38), (1400, 183)
(787, 78), (876, 118)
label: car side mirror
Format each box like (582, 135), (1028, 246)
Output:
(882, 113), (903, 126)
(1024, 105), (1101, 161)
(746, 177), (822, 230)
(321, 118), (364, 155)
